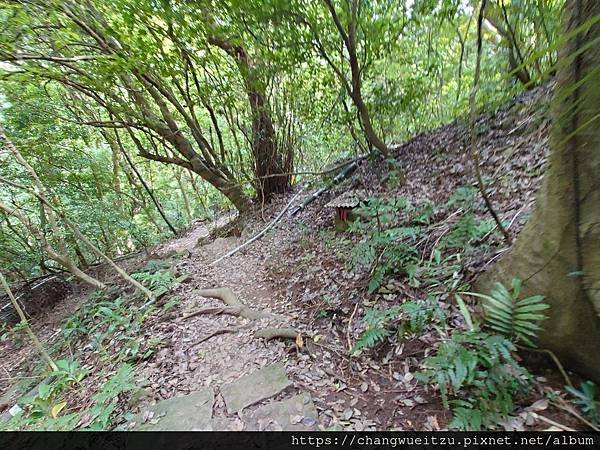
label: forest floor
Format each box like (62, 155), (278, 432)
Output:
(0, 83), (589, 431)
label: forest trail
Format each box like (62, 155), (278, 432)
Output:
(127, 83), (562, 431)
(2, 83), (584, 432)
(130, 209), (355, 431)
(5, 0), (600, 435)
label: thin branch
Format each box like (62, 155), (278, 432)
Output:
(0, 273), (58, 371)
(469, 0), (511, 244)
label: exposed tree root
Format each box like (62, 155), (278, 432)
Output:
(192, 326), (248, 346)
(182, 307), (236, 320)
(254, 327), (300, 341)
(191, 287), (280, 320)
(182, 287), (301, 343)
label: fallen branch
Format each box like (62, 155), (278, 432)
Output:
(209, 187), (306, 266)
(0, 273), (57, 371)
(346, 302), (359, 352)
(555, 397), (600, 432)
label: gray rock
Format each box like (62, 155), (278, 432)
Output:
(220, 362), (291, 413)
(132, 389), (214, 431)
(242, 393), (319, 431)
(211, 416), (246, 431)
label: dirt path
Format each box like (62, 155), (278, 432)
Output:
(131, 197), (411, 431)
(132, 211), (318, 429)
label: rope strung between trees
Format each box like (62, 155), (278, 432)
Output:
(209, 186), (307, 266)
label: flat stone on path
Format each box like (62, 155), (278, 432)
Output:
(220, 362), (291, 413)
(133, 389), (214, 431)
(243, 393), (319, 431)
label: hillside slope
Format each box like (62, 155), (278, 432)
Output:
(3, 84), (584, 431)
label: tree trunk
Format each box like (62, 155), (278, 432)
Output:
(352, 89), (390, 157)
(208, 36), (290, 200)
(478, 0), (600, 382)
(321, 0), (391, 159)
(175, 168), (193, 222)
(248, 88), (289, 199)
(484, 4), (533, 89)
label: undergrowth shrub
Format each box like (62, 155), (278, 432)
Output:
(131, 260), (176, 294)
(62, 291), (161, 363)
(345, 189), (547, 430)
(416, 330), (531, 430)
(3, 364), (135, 431)
(419, 278), (549, 430)
(352, 297), (446, 355)
(348, 188), (497, 294)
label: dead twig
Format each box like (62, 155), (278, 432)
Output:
(554, 397), (600, 432)
(346, 302), (359, 352)
(517, 345), (573, 389)
(530, 412), (576, 431)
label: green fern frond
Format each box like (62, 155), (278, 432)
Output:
(352, 326), (390, 354)
(463, 278), (549, 347)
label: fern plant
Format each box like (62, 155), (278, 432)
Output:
(352, 306), (401, 354)
(353, 299), (445, 354)
(566, 381), (600, 427)
(464, 278), (549, 347)
(398, 297), (446, 336)
(348, 197), (428, 294)
(416, 330), (531, 430)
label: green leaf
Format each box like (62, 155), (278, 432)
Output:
(455, 294), (474, 331)
(38, 384), (52, 400)
(51, 401), (67, 418)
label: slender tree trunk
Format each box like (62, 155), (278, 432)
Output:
(1, 126), (150, 297)
(0, 126), (106, 289)
(484, 4), (533, 88)
(352, 90), (390, 157)
(0, 273), (57, 371)
(107, 129), (179, 235)
(321, 0), (391, 159)
(175, 168), (193, 222)
(470, 0), (511, 244)
(478, 0), (600, 382)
